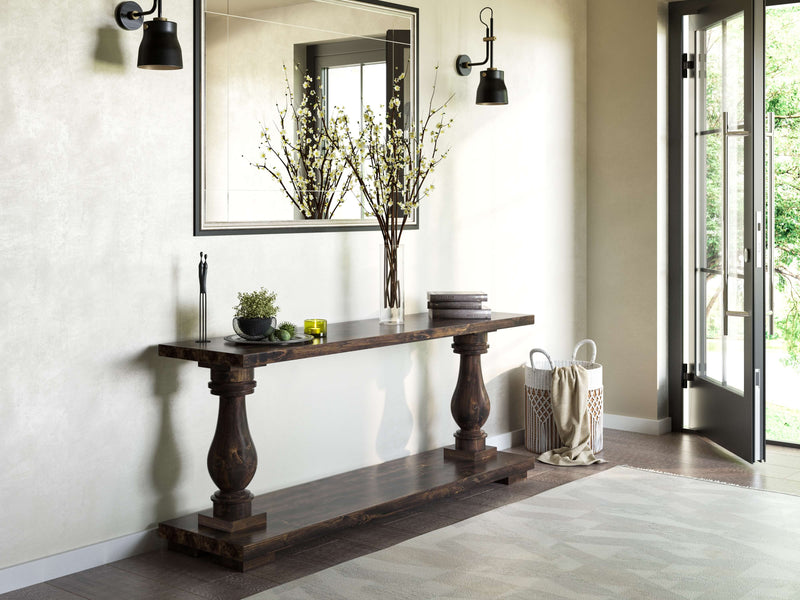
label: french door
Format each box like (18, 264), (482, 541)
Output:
(673, 0), (765, 462)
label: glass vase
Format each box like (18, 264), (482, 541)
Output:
(380, 243), (404, 324)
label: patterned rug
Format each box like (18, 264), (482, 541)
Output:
(247, 466), (800, 599)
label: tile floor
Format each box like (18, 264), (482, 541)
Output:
(3, 429), (800, 600)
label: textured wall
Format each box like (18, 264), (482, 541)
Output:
(0, 0), (586, 568)
(586, 0), (669, 420)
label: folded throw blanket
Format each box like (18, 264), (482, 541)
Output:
(537, 364), (604, 466)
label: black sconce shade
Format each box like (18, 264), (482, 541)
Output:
(138, 19), (182, 70)
(476, 69), (508, 105)
(114, 0), (183, 70)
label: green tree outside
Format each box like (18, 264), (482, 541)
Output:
(767, 5), (800, 369)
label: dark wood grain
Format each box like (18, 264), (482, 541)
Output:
(159, 449), (537, 571)
(202, 366), (265, 530)
(155, 312), (537, 571)
(0, 584), (85, 600)
(444, 332), (496, 461)
(158, 313), (535, 368)
(49, 565), (204, 600)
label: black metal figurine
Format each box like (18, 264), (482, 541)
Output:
(196, 252), (210, 343)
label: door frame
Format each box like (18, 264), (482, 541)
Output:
(668, 0), (766, 462)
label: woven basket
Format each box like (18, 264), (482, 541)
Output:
(524, 339), (604, 454)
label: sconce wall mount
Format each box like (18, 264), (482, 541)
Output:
(456, 7), (508, 105)
(455, 54), (475, 77)
(115, 1), (147, 30)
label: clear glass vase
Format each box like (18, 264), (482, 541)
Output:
(380, 243), (404, 324)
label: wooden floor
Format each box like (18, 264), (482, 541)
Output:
(4, 430), (800, 600)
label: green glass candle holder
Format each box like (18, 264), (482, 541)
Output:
(304, 318), (327, 338)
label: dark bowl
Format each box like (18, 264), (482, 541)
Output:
(233, 317), (277, 340)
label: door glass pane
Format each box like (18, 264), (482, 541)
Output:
(726, 13), (746, 315)
(724, 13), (745, 127)
(727, 316), (745, 392)
(696, 11), (746, 391)
(700, 134), (722, 270)
(704, 272), (724, 381)
(702, 24), (722, 132)
(728, 134), (746, 313)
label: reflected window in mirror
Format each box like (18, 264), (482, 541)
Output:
(304, 37), (387, 220)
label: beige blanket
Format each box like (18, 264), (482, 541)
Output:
(537, 364), (604, 466)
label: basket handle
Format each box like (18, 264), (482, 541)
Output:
(572, 339), (597, 362)
(529, 348), (554, 370)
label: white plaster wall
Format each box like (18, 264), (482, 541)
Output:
(586, 0), (668, 421)
(0, 0), (586, 568)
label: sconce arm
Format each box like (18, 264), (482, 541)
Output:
(115, 0), (161, 31)
(136, 0), (160, 18)
(456, 6), (496, 76)
(471, 34), (492, 68)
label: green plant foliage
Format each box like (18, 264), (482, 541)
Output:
(278, 321), (296, 337)
(777, 292), (800, 369)
(765, 402), (800, 443)
(768, 5), (800, 368)
(233, 287), (279, 319)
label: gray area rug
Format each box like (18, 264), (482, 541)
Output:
(248, 466), (800, 599)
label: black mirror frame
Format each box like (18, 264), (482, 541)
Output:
(192, 0), (420, 236)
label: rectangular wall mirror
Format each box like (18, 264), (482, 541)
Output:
(194, 0), (419, 235)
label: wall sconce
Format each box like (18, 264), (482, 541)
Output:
(455, 7), (508, 105)
(114, 0), (183, 70)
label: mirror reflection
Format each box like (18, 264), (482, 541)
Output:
(196, 0), (418, 234)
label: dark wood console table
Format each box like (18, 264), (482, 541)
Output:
(157, 312), (535, 570)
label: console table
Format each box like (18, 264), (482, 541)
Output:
(157, 312), (535, 570)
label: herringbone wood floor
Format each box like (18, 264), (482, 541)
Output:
(4, 430), (800, 600)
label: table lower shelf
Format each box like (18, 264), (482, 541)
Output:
(159, 447), (536, 571)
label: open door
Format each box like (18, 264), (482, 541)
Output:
(672, 0), (765, 462)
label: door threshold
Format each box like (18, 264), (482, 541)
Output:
(767, 440), (800, 450)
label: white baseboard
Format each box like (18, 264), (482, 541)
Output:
(604, 413), (672, 436)
(0, 528), (163, 594)
(489, 416), (674, 448)
(486, 429), (525, 450)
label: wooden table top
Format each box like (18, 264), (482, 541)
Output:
(158, 312), (535, 368)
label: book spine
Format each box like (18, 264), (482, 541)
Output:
(427, 301), (487, 309)
(426, 293), (488, 302)
(428, 308), (492, 320)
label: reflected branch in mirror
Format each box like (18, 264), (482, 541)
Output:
(326, 67), (453, 248)
(251, 65), (353, 220)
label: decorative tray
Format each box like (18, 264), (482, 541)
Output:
(224, 333), (315, 346)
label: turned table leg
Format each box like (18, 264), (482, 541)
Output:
(443, 332), (498, 462)
(197, 365), (267, 533)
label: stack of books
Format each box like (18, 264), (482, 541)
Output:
(427, 291), (491, 320)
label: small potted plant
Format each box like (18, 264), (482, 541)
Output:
(232, 287), (279, 339)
